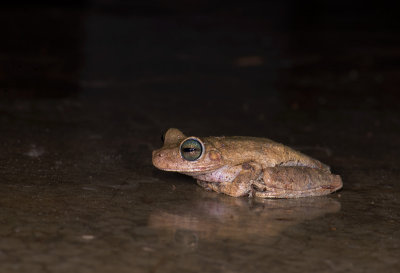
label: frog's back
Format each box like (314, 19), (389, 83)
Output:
(205, 136), (330, 171)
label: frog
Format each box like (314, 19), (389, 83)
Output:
(152, 128), (343, 198)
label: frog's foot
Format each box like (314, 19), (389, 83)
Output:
(253, 166), (343, 198)
(196, 180), (215, 192)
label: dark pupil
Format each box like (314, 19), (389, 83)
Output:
(181, 139), (202, 161)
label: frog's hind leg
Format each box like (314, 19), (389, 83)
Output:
(254, 166), (342, 198)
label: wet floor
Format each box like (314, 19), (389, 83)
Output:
(1, 2), (400, 272)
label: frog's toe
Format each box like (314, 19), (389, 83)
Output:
(196, 180), (214, 191)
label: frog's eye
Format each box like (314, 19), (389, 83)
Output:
(180, 138), (204, 161)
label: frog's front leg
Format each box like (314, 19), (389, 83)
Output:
(254, 166), (342, 198)
(197, 162), (262, 197)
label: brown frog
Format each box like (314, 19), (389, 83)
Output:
(152, 128), (342, 198)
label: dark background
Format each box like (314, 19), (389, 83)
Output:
(1, 0), (399, 155)
(2, 0), (400, 102)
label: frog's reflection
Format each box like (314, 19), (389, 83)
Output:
(148, 193), (341, 249)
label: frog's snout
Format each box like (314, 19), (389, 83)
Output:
(152, 149), (165, 159)
(152, 149), (167, 169)
(152, 150), (160, 168)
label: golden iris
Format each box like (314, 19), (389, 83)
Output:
(180, 138), (203, 161)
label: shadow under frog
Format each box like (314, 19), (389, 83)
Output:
(148, 192), (341, 249)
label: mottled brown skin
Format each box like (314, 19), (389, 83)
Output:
(152, 128), (343, 198)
